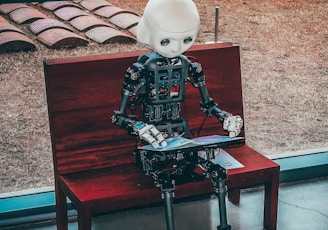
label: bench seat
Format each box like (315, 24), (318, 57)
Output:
(44, 43), (279, 230)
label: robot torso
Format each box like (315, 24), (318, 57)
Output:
(136, 53), (191, 137)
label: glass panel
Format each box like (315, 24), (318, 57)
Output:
(1, 0), (327, 195)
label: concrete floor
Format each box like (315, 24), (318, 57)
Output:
(18, 177), (328, 230)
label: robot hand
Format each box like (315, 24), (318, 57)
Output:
(223, 115), (243, 138)
(133, 122), (167, 149)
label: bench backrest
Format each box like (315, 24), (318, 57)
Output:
(44, 43), (244, 175)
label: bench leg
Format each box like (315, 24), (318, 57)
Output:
(227, 188), (240, 205)
(263, 170), (279, 230)
(55, 180), (68, 230)
(78, 207), (92, 230)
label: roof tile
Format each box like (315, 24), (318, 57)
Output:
(94, 5), (138, 18)
(85, 26), (135, 44)
(41, 1), (81, 11)
(9, 7), (48, 24)
(29, 18), (73, 35)
(79, 0), (112, 11)
(37, 28), (88, 49)
(54, 6), (89, 21)
(0, 31), (36, 52)
(70, 15), (111, 32)
(0, 22), (25, 34)
(108, 13), (139, 29)
(0, 3), (28, 14)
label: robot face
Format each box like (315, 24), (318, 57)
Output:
(137, 0), (200, 58)
(151, 27), (198, 58)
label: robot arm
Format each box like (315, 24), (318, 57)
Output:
(189, 61), (243, 137)
(111, 64), (167, 148)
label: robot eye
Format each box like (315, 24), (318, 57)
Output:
(183, 37), (193, 44)
(160, 39), (170, 46)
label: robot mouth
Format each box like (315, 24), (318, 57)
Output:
(169, 53), (180, 57)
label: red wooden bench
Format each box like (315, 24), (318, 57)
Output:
(43, 43), (279, 230)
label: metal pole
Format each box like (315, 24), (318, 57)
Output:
(215, 6), (219, 43)
(163, 190), (175, 230)
(217, 181), (231, 230)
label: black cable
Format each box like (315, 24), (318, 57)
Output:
(197, 114), (208, 137)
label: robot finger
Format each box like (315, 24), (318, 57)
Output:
(229, 131), (237, 138)
(138, 124), (152, 135)
(236, 116), (243, 128)
(142, 132), (159, 149)
(223, 119), (229, 130)
(149, 126), (167, 147)
(223, 116), (243, 137)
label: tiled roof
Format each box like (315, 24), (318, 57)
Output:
(0, 0), (138, 52)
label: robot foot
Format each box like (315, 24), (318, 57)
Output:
(217, 224), (231, 230)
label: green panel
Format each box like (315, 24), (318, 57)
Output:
(274, 152), (328, 183)
(275, 152), (328, 171)
(0, 192), (54, 216)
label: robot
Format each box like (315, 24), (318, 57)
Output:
(111, 0), (243, 229)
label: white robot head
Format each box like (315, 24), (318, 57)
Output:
(137, 0), (200, 58)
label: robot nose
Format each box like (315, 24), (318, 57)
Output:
(171, 41), (181, 53)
